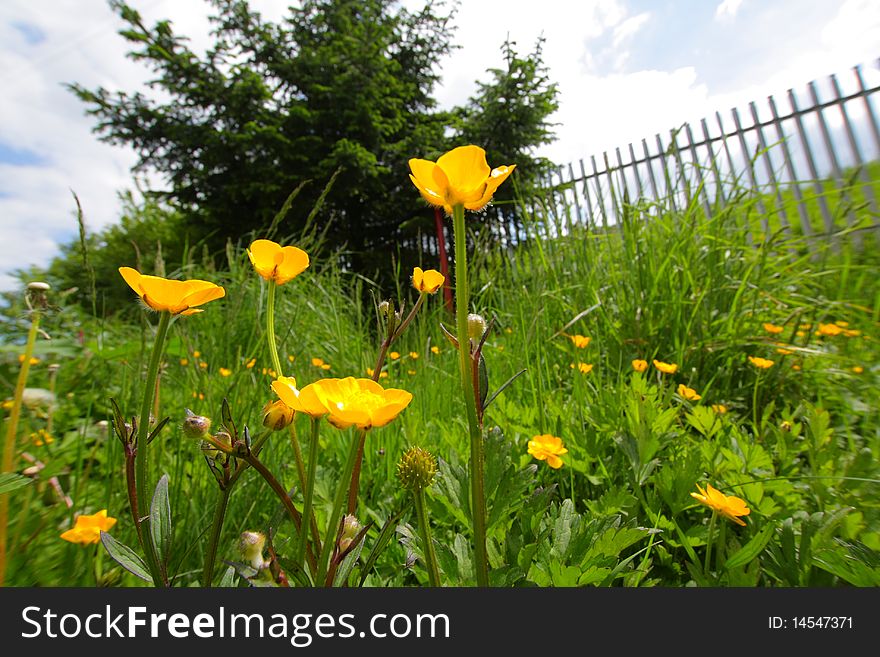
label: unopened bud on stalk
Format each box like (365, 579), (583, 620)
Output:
(396, 446), (438, 492)
(378, 300), (391, 317)
(182, 408), (212, 439)
(238, 531), (269, 571)
(338, 514), (361, 553)
(262, 399), (295, 431)
(26, 281), (50, 309)
(467, 313), (487, 341)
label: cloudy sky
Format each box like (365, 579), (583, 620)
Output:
(1, 0), (878, 291)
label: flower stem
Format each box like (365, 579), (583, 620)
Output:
(317, 429), (364, 586)
(134, 310), (172, 587)
(0, 306), (41, 586)
(704, 510), (717, 575)
(266, 280), (284, 377)
(413, 487), (441, 587)
(202, 487), (231, 587)
(451, 203), (489, 587)
(297, 418), (321, 570)
(241, 451), (317, 577)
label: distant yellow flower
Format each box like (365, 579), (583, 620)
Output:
(60, 510), (117, 545)
(711, 404), (728, 414)
(407, 369), (417, 375)
(271, 376), (327, 419)
(775, 347), (794, 355)
(653, 360), (678, 375)
(843, 329), (861, 337)
(179, 358), (189, 366)
(390, 352), (401, 360)
(199, 361), (208, 370)
(835, 320), (849, 327)
(18, 354), (40, 365)
(690, 484), (750, 526)
(792, 364), (801, 371)
(287, 355), (296, 363)
(817, 323), (843, 337)
(568, 334), (591, 349)
(191, 391), (205, 400)
(246, 239), (309, 285)
(570, 362), (593, 374)
(408, 145), (516, 215)
(31, 429), (54, 446)
(632, 359), (648, 373)
(245, 357), (256, 369)
(799, 323), (812, 330)
(366, 368), (389, 379)
(412, 267), (445, 294)
(219, 367), (232, 377)
(527, 434), (568, 469)
(431, 346), (440, 355)
(310, 377), (413, 430)
(796, 330), (807, 338)
(852, 366), (864, 374)
(677, 384), (701, 401)
(312, 358), (326, 368)
(193, 351), (201, 359)
(409, 351), (419, 360)
(748, 356), (774, 369)
(762, 322), (784, 335)
(119, 267), (225, 316)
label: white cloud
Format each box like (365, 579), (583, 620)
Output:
(715, 0), (745, 21)
(612, 12), (651, 48)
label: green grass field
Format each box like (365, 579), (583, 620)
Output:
(1, 164), (878, 588)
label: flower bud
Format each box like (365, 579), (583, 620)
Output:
(467, 313), (487, 341)
(780, 420), (792, 432)
(262, 399), (295, 431)
(238, 531), (268, 571)
(182, 408), (212, 439)
(396, 446), (438, 492)
(338, 514), (361, 553)
(378, 300), (391, 317)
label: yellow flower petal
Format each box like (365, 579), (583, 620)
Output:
(247, 239), (310, 285)
(119, 267), (225, 315)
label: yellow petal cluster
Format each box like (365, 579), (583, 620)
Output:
(527, 434), (568, 469)
(690, 484), (750, 526)
(653, 359), (678, 374)
(60, 509), (117, 545)
(247, 239), (310, 285)
(310, 377), (413, 431)
(677, 383), (702, 401)
(271, 376), (329, 419)
(632, 359), (648, 372)
(119, 267), (225, 316)
(412, 267), (445, 294)
(408, 145), (515, 215)
(748, 356), (774, 369)
(568, 334), (591, 349)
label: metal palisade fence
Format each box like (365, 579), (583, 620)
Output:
(533, 59), (880, 248)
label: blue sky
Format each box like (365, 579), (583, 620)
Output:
(0, 0), (878, 291)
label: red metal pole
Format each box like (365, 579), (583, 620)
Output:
(434, 207), (453, 312)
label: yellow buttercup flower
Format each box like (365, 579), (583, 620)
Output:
(193, 351), (201, 359)
(60, 509), (117, 545)
(219, 367), (232, 377)
(527, 434), (568, 469)
(677, 384), (701, 401)
(309, 377), (413, 430)
(245, 357), (256, 369)
(261, 399), (296, 431)
(762, 322), (784, 335)
(568, 334), (591, 349)
(409, 351), (419, 360)
(408, 145), (515, 215)
(18, 354), (40, 365)
(817, 323), (843, 337)
(412, 267), (445, 294)
(632, 359), (648, 373)
(852, 366), (864, 374)
(179, 358), (189, 366)
(711, 404), (728, 414)
(246, 239), (309, 285)
(748, 356), (774, 369)
(390, 352), (401, 360)
(271, 376), (328, 419)
(119, 267), (225, 316)
(690, 484), (750, 526)
(653, 360), (678, 374)
(431, 346), (440, 355)
(312, 358), (326, 368)
(570, 362), (593, 374)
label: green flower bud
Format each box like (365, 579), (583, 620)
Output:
(338, 514), (361, 553)
(182, 408), (212, 439)
(238, 531), (268, 571)
(396, 446), (438, 492)
(467, 313), (487, 341)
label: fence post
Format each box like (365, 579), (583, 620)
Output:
(767, 94), (813, 240)
(749, 100), (791, 238)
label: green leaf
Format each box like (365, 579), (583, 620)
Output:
(100, 531), (151, 582)
(359, 504), (408, 587)
(218, 566), (238, 588)
(0, 473), (32, 495)
(724, 523), (775, 570)
(150, 474), (172, 570)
